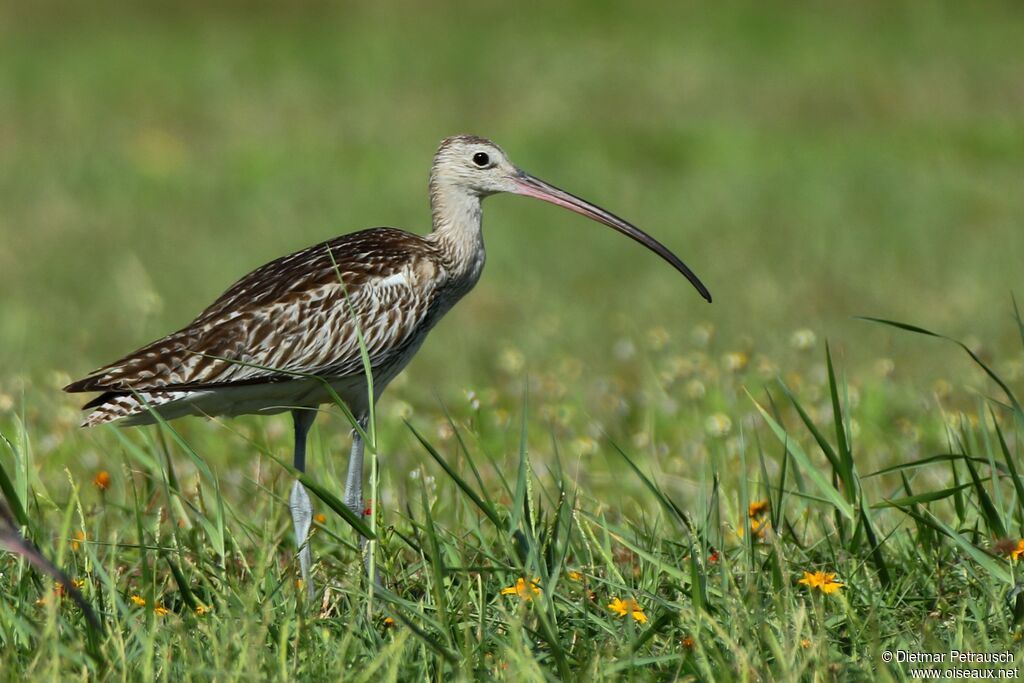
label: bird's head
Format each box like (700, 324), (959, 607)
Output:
(430, 135), (521, 197)
(430, 134), (712, 303)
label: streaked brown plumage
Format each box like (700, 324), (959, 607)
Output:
(64, 135), (710, 594)
(67, 228), (450, 426)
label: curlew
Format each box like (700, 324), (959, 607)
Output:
(65, 135), (711, 594)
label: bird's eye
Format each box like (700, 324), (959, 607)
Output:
(472, 152), (490, 167)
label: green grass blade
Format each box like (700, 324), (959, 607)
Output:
(872, 482), (977, 508)
(824, 342), (856, 498)
(991, 412), (1024, 535)
(859, 316), (1022, 416)
(511, 387), (530, 536)
(299, 473), (375, 539)
(404, 420), (501, 528)
(0, 440), (29, 529)
(903, 507), (1012, 584)
(748, 391), (855, 520)
(865, 453), (1003, 478)
(962, 447), (1006, 538)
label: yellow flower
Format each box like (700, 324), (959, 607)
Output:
(798, 571), (844, 594)
(607, 597), (647, 624)
(195, 604), (211, 616)
(154, 604), (170, 617)
(800, 638), (812, 649)
(71, 530), (85, 552)
(383, 616), (395, 629)
(1011, 540), (1024, 561)
(72, 578), (86, 590)
(314, 513), (327, 524)
(567, 570), (583, 582)
(500, 577), (541, 601)
(130, 594), (146, 606)
(748, 500), (770, 519)
(737, 517), (770, 540)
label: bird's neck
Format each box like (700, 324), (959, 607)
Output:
(427, 182), (487, 284)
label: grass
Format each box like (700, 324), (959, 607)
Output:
(3, 314), (1023, 680)
(2, 1), (1024, 680)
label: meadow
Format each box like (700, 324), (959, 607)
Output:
(1, 1), (1023, 680)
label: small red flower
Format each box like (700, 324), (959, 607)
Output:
(708, 550), (720, 563)
(363, 499), (374, 517)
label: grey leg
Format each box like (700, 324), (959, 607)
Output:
(343, 415), (368, 516)
(343, 415), (379, 583)
(289, 409), (317, 599)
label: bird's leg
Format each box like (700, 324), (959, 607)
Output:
(343, 414), (368, 516)
(289, 408), (317, 600)
(344, 415), (379, 581)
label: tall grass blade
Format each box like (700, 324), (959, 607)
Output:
(300, 474), (375, 539)
(404, 420), (501, 528)
(825, 343), (856, 498)
(865, 453), (1003, 478)
(0, 442), (29, 529)
(991, 413), (1024, 535)
(511, 387), (530, 537)
(962, 449), (1006, 538)
(899, 507), (1012, 584)
(606, 439), (690, 529)
(872, 482), (976, 508)
(748, 391), (855, 520)
(860, 317), (1021, 416)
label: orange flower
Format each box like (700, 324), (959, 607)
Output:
(195, 604), (211, 616)
(798, 570), (844, 594)
(314, 513), (327, 524)
(607, 597), (647, 624)
(154, 604), (170, 617)
(71, 530), (86, 552)
(681, 636), (695, 649)
(383, 616), (395, 629)
(130, 594), (146, 606)
(93, 470), (111, 490)
(748, 500), (770, 519)
(1011, 539), (1024, 561)
(500, 577), (541, 601)
(567, 570), (583, 582)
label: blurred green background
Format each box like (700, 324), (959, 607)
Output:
(1, 0), (1022, 398)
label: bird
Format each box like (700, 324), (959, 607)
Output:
(64, 135), (711, 595)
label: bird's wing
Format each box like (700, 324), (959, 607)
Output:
(65, 229), (445, 394)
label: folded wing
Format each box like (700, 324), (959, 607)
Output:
(65, 229), (444, 397)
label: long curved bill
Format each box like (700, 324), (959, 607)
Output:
(512, 172), (712, 303)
